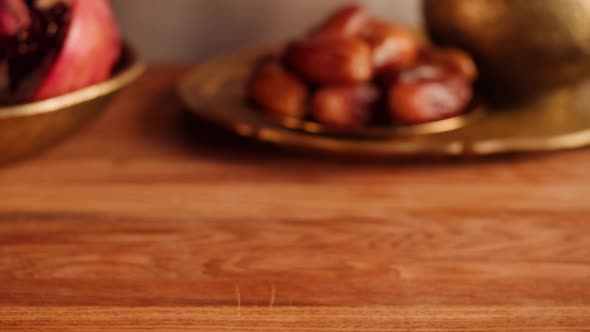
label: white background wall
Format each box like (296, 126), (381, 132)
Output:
(112, 0), (420, 62)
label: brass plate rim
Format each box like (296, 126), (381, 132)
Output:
(0, 42), (145, 119)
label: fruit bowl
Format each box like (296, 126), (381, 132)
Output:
(179, 3), (590, 158)
(242, 5), (480, 134)
(0, 43), (144, 163)
(179, 46), (590, 158)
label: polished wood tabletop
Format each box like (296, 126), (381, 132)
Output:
(1, 67), (589, 331)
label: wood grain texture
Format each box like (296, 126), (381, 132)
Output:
(0, 67), (589, 331)
(3, 306), (590, 331)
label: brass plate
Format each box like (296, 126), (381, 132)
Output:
(0, 43), (145, 163)
(179, 47), (590, 157)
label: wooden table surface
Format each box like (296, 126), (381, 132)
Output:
(1, 67), (589, 331)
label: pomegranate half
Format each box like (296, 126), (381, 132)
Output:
(0, 0), (122, 103)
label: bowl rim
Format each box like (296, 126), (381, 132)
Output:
(0, 42), (145, 119)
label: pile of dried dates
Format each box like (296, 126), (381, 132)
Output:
(247, 5), (478, 129)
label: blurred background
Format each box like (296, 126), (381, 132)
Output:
(112, 0), (420, 62)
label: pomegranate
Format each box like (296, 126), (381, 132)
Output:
(0, 0), (121, 104)
(0, 0), (30, 35)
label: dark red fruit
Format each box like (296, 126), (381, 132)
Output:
(34, 0), (121, 101)
(311, 5), (370, 38)
(247, 59), (308, 118)
(389, 64), (472, 125)
(285, 36), (373, 85)
(0, 0), (29, 35)
(0, 0), (121, 104)
(422, 47), (478, 82)
(311, 84), (379, 129)
(364, 20), (419, 74)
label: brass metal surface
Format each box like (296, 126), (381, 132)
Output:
(424, 0), (590, 97)
(179, 48), (590, 157)
(0, 43), (145, 163)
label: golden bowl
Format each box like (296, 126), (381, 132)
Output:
(0, 43), (144, 163)
(424, 0), (590, 97)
